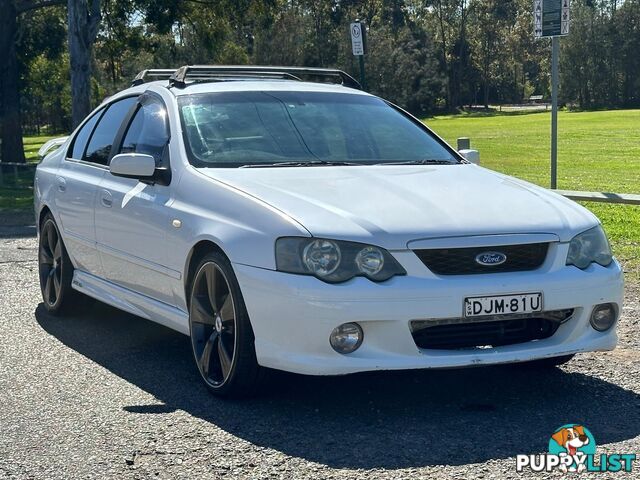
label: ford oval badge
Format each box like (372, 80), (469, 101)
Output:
(475, 251), (507, 266)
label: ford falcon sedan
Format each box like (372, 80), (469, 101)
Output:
(34, 66), (623, 396)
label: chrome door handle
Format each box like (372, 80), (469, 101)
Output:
(100, 189), (113, 208)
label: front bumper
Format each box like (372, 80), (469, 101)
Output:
(234, 247), (623, 375)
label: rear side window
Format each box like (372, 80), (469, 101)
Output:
(69, 109), (103, 160)
(84, 96), (137, 165)
(120, 98), (170, 165)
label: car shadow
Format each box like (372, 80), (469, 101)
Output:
(35, 302), (640, 469)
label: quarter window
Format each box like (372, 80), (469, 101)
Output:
(84, 96), (137, 165)
(69, 109), (103, 160)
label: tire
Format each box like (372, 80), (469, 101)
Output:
(521, 354), (575, 369)
(188, 252), (267, 397)
(38, 213), (81, 315)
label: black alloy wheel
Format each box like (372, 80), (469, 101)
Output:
(38, 214), (79, 315)
(188, 252), (266, 397)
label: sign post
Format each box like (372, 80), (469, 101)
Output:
(350, 21), (367, 90)
(534, 0), (569, 189)
(550, 36), (559, 189)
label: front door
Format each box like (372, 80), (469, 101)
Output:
(95, 94), (176, 304)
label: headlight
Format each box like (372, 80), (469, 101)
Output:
(566, 225), (613, 269)
(303, 239), (341, 276)
(275, 237), (406, 283)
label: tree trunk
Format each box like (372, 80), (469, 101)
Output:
(454, 0), (467, 109)
(483, 81), (489, 109)
(436, 3), (451, 110)
(483, 41), (490, 109)
(0, 0), (26, 164)
(68, 0), (101, 129)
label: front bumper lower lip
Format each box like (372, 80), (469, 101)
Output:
(233, 258), (623, 376)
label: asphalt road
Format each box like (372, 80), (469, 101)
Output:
(1, 234), (639, 479)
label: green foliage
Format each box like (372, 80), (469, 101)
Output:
(17, 5), (67, 62)
(560, 0), (640, 108)
(364, 25), (446, 114)
(23, 54), (72, 134)
(13, 0), (640, 134)
(16, 6), (70, 135)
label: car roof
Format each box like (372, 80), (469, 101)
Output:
(105, 79), (371, 105)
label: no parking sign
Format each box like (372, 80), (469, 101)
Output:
(350, 22), (366, 56)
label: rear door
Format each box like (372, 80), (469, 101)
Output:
(95, 93), (175, 304)
(55, 96), (137, 275)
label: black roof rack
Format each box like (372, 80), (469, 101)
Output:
(131, 69), (177, 86)
(167, 65), (362, 90)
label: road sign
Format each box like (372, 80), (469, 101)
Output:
(350, 22), (365, 56)
(350, 21), (367, 90)
(534, 0), (569, 38)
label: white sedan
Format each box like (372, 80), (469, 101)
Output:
(34, 66), (623, 397)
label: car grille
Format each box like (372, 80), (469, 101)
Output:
(410, 309), (574, 350)
(413, 242), (549, 275)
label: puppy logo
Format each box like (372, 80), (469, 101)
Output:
(517, 423), (635, 473)
(549, 424), (596, 472)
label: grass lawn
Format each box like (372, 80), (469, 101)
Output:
(0, 135), (56, 213)
(0, 186), (34, 211)
(424, 109), (640, 278)
(24, 135), (57, 163)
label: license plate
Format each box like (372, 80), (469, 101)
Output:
(464, 293), (542, 317)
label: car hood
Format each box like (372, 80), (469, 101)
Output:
(201, 164), (598, 248)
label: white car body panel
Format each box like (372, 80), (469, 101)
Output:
(204, 164), (597, 247)
(34, 78), (624, 376)
(95, 174), (175, 304)
(72, 270), (189, 335)
(235, 259), (622, 374)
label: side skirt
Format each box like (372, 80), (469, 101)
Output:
(71, 270), (190, 335)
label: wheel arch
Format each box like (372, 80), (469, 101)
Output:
(37, 205), (53, 233)
(184, 239), (229, 307)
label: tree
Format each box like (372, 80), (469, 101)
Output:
(470, 0), (514, 108)
(1, 0), (65, 163)
(9, 0), (640, 141)
(67, 0), (101, 128)
(414, 0), (472, 109)
(19, 6), (69, 134)
(0, 0), (24, 163)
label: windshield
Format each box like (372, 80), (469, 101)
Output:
(178, 91), (458, 167)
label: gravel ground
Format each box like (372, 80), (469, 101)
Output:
(1, 235), (638, 479)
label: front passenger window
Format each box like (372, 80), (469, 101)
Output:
(120, 99), (170, 166)
(84, 96), (137, 165)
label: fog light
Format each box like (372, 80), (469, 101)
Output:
(590, 303), (617, 331)
(330, 323), (363, 354)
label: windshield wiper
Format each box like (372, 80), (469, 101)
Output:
(240, 160), (363, 168)
(374, 159), (456, 166)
